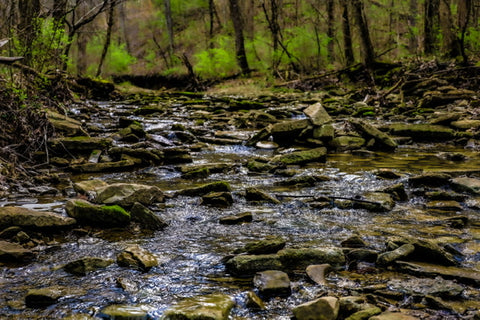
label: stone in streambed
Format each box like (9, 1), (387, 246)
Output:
(25, 286), (70, 308)
(65, 199), (130, 227)
(202, 191), (233, 207)
(225, 254), (283, 277)
(253, 270), (291, 297)
(130, 202), (168, 230)
(245, 187), (280, 204)
(163, 293), (234, 320)
(350, 119), (397, 150)
(270, 119), (311, 144)
(0, 240), (35, 263)
(73, 179), (108, 196)
(100, 304), (153, 320)
(329, 136), (365, 150)
(46, 110), (86, 136)
(219, 212), (253, 225)
(306, 264), (332, 285)
(451, 176), (480, 194)
(353, 192), (395, 212)
(278, 247), (345, 272)
(0, 206), (76, 230)
(345, 307), (382, 320)
(376, 243), (415, 266)
(63, 257), (114, 276)
(176, 181), (231, 197)
(70, 159), (136, 173)
(271, 147), (327, 165)
(304, 102), (332, 126)
(387, 123), (456, 142)
(369, 311), (420, 320)
(292, 296), (340, 320)
(95, 183), (165, 207)
(117, 245), (158, 272)
(243, 237), (286, 254)
(48, 136), (112, 153)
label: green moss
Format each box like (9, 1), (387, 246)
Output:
(101, 205), (130, 218)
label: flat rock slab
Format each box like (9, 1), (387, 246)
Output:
(451, 177), (480, 194)
(293, 296), (339, 320)
(306, 264), (332, 285)
(0, 206), (76, 229)
(163, 293), (234, 320)
(253, 270), (291, 297)
(0, 240), (35, 263)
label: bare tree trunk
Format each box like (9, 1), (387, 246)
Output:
(439, 0), (460, 57)
(458, 0), (472, 63)
(352, 0), (375, 66)
(326, 0), (335, 63)
(18, 0), (40, 66)
(424, 0), (439, 55)
(340, 0), (354, 66)
(164, 0), (174, 65)
(408, 0), (418, 54)
(228, 0), (250, 75)
(96, 0), (115, 77)
(262, 0), (281, 72)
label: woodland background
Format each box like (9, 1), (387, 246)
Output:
(1, 0), (479, 82)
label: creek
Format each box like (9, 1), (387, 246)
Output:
(1, 94), (479, 319)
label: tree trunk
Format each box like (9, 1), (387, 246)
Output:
(352, 0), (375, 66)
(228, 0), (250, 75)
(408, 0), (418, 54)
(458, 0), (472, 63)
(326, 0), (335, 63)
(340, 0), (354, 66)
(96, 0), (115, 77)
(52, 0), (67, 25)
(164, 0), (174, 65)
(439, 0), (461, 57)
(18, 0), (40, 66)
(424, 0), (439, 55)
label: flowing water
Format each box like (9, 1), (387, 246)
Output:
(1, 97), (479, 319)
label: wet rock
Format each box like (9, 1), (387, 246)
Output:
(201, 191), (233, 207)
(292, 296), (340, 320)
(425, 190), (467, 201)
(48, 136), (112, 153)
(341, 235), (367, 248)
(177, 181), (231, 197)
(133, 105), (166, 116)
(391, 238), (457, 266)
(306, 264), (332, 285)
(369, 311), (420, 320)
(255, 141), (279, 149)
(73, 179), (109, 196)
(278, 247), (345, 271)
(387, 123), (456, 142)
(244, 237), (286, 254)
(409, 173), (451, 187)
(25, 286), (68, 308)
(312, 123), (335, 142)
(182, 167), (210, 179)
(130, 202), (168, 230)
(225, 254), (283, 277)
(100, 304), (153, 320)
(95, 183), (165, 207)
(246, 127), (272, 147)
(245, 187), (280, 204)
(451, 176), (480, 194)
(376, 243), (415, 266)
(329, 136), (365, 150)
(375, 169), (402, 180)
(387, 276), (464, 298)
(245, 291), (265, 310)
(395, 261), (480, 286)
(345, 307), (382, 320)
(0, 206), (76, 230)
(109, 147), (163, 165)
(271, 147), (327, 165)
(47, 110), (86, 136)
(70, 159), (136, 173)
(0, 226), (22, 239)
(0, 240), (35, 263)
(254, 270), (291, 297)
(63, 257), (114, 276)
(270, 119), (311, 144)
(450, 119), (480, 130)
(350, 119), (397, 150)
(354, 192), (395, 212)
(246, 159), (276, 173)
(117, 245), (158, 272)
(65, 199), (130, 227)
(338, 296), (371, 318)
(304, 102), (332, 126)
(382, 183), (408, 201)
(116, 277), (139, 293)
(345, 248), (378, 265)
(219, 212), (253, 225)
(163, 293), (234, 320)
(163, 147), (193, 164)
(425, 200), (462, 212)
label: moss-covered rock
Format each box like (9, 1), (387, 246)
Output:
(271, 147), (327, 165)
(163, 293), (234, 320)
(387, 123), (456, 142)
(49, 136), (113, 153)
(95, 183), (165, 207)
(293, 296), (340, 320)
(117, 245), (158, 272)
(350, 119), (397, 150)
(278, 247), (345, 271)
(201, 191), (233, 207)
(329, 136), (365, 150)
(0, 206), (76, 230)
(0, 240), (35, 263)
(65, 199), (131, 227)
(225, 254), (283, 277)
(243, 237), (286, 254)
(63, 257), (114, 276)
(130, 202), (168, 230)
(245, 187), (280, 204)
(70, 159), (136, 173)
(253, 270), (291, 297)
(46, 110), (86, 136)
(271, 119), (311, 144)
(100, 304), (153, 320)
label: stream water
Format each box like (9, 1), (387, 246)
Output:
(1, 97), (479, 319)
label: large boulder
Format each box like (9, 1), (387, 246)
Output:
(163, 293), (234, 320)
(48, 136), (112, 153)
(0, 206), (76, 230)
(270, 119), (311, 144)
(73, 179), (109, 196)
(95, 183), (165, 207)
(304, 103), (332, 126)
(65, 199), (130, 227)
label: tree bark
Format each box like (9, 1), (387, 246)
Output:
(18, 0), (40, 66)
(164, 0), (174, 65)
(96, 0), (115, 77)
(352, 0), (375, 66)
(424, 0), (439, 55)
(340, 0), (354, 66)
(228, 0), (250, 75)
(458, 0), (472, 63)
(326, 0), (335, 63)
(408, 0), (418, 54)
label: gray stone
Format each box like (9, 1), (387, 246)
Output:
(306, 264), (332, 285)
(117, 245), (158, 272)
(387, 123), (456, 142)
(48, 136), (112, 152)
(219, 212), (253, 225)
(451, 177), (480, 194)
(0, 240), (35, 263)
(245, 291), (265, 310)
(95, 183), (165, 207)
(46, 110), (86, 136)
(293, 296), (340, 320)
(270, 119), (311, 144)
(354, 192), (395, 212)
(244, 237), (286, 254)
(201, 191), (233, 207)
(225, 254), (283, 277)
(350, 119), (397, 150)
(377, 243), (415, 266)
(0, 206), (76, 230)
(25, 286), (67, 308)
(271, 147), (327, 165)
(278, 247), (345, 271)
(245, 187), (280, 204)
(253, 270), (291, 297)
(329, 136), (365, 150)
(345, 307), (382, 320)
(304, 103), (332, 126)
(369, 311), (420, 320)
(73, 179), (108, 196)
(163, 293), (234, 320)
(130, 202), (168, 230)
(313, 124), (335, 142)
(70, 159), (136, 173)
(100, 304), (153, 320)
(176, 181), (231, 197)
(63, 257), (114, 275)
